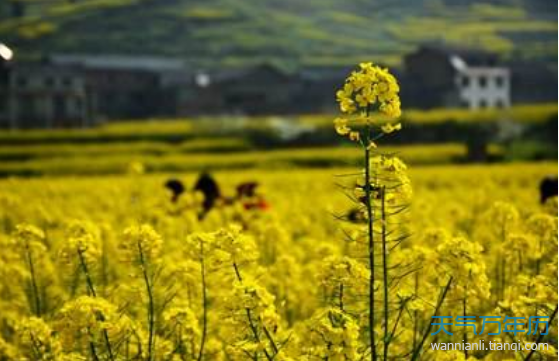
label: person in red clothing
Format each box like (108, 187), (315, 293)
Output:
(236, 182), (270, 211)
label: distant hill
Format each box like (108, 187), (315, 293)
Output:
(0, 0), (557, 69)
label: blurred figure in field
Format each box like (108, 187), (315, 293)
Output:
(194, 172), (222, 219)
(166, 172), (270, 220)
(540, 176), (558, 204)
(236, 181), (270, 211)
(165, 178), (186, 203)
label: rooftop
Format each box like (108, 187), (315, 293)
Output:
(48, 54), (188, 72)
(415, 44), (500, 67)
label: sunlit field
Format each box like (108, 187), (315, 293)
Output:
(0, 162), (557, 360)
(0, 162), (555, 235)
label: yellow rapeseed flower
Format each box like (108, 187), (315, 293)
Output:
(334, 62), (401, 142)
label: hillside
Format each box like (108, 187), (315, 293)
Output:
(0, 0), (557, 69)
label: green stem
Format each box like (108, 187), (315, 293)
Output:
(30, 333), (54, 361)
(524, 305), (558, 361)
(339, 283), (344, 312)
(78, 250), (97, 297)
(233, 262), (274, 361)
(381, 186), (389, 361)
(138, 241), (156, 361)
(197, 240), (208, 361)
(535, 238), (541, 276)
(463, 293), (468, 359)
(262, 324), (280, 355)
(364, 122), (377, 361)
(412, 273), (419, 353)
(500, 224), (506, 300)
(410, 277), (453, 361)
(77, 250), (115, 361)
(501, 255), (506, 299)
(385, 302), (406, 350)
(247, 309), (269, 358)
(25, 242), (41, 316)
(88, 338), (101, 361)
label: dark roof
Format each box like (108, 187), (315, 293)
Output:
(415, 44), (499, 66)
(298, 65), (352, 81)
(507, 60), (557, 75)
(48, 54), (188, 72)
(11, 61), (84, 75)
(205, 63), (290, 83)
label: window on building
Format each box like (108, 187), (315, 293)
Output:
(54, 95), (66, 120)
(62, 77), (73, 87)
(479, 99), (487, 109)
(75, 97), (82, 114)
(20, 95), (38, 120)
(495, 99), (504, 108)
(45, 77), (55, 87)
(478, 76), (487, 88)
(460, 76), (469, 87)
(495, 76), (504, 87)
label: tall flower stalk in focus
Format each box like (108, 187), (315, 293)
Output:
(335, 62), (403, 361)
(334, 63), (452, 361)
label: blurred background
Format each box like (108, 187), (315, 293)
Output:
(0, 0), (556, 176)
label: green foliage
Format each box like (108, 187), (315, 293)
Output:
(470, 3), (526, 20)
(182, 7), (237, 20)
(504, 140), (558, 161)
(0, 0), (556, 67)
(17, 21), (56, 39)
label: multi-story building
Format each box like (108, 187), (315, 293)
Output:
(0, 51), (190, 128)
(49, 54), (189, 120)
(452, 56), (510, 109)
(9, 64), (89, 128)
(0, 47), (90, 129)
(402, 45), (511, 110)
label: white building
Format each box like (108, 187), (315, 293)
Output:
(451, 55), (510, 109)
(404, 45), (512, 110)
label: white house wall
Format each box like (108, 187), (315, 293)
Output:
(455, 67), (510, 110)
